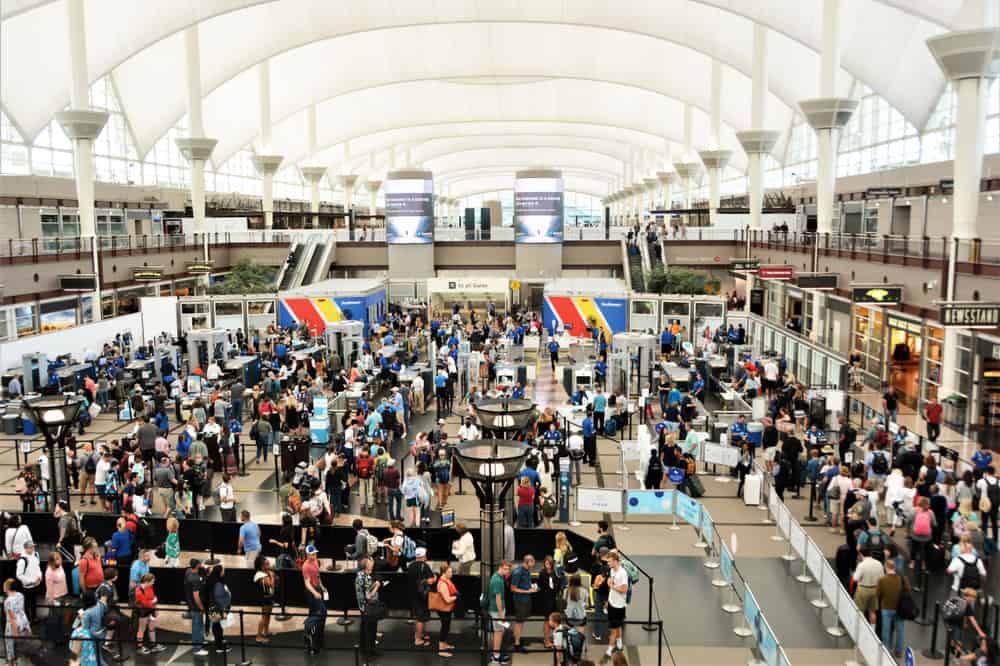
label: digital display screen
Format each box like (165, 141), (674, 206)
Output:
(385, 173), (434, 244)
(514, 173), (563, 243)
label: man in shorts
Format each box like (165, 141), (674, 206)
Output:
(510, 555), (537, 652)
(488, 560), (512, 663)
(851, 545), (884, 625)
(603, 551), (630, 663)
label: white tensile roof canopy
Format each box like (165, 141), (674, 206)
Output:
(0, 0), (979, 200)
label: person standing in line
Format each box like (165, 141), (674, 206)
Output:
(851, 545), (884, 626)
(134, 572), (166, 654)
(875, 559), (909, 659)
(238, 511), (261, 567)
(253, 555), (275, 644)
(487, 561), (512, 664)
(217, 474), (237, 522)
(355, 556), (382, 659)
(582, 410), (597, 466)
(602, 551), (630, 664)
(302, 545), (328, 655)
(205, 565), (231, 654)
(451, 523), (476, 576)
(882, 387), (898, 426)
(14, 541), (41, 623)
(184, 559), (209, 657)
(434, 564), (458, 658)
(407, 548), (436, 647)
(977, 465), (998, 541)
(510, 554), (537, 652)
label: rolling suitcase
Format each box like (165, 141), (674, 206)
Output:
(742, 473), (762, 506)
(687, 474), (705, 498)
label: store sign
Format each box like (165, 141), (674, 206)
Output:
(731, 258), (759, 272)
(866, 187), (903, 197)
(758, 265), (795, 280)
(132, 267), (164, 282)
(185, 260), (214, 274)
(939, 302), (1000, 329)
(426, 277), (509, 294)
(939, 179), (954, 194)
(58, 274), (97, 291)
(796, 273), (838, 290)
(851, 285), (902, 306)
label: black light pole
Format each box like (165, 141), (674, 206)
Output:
(21, 394), (84, 511)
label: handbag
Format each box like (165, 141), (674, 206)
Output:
(897, 583), (918, 620)
(365, 599), (387, 620)
(428, 591), (454, 613)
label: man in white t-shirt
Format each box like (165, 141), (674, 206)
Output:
(567, 433), (584, 485)
(217, 473), (237, 522)
(412, 374), (425, 414)
(603, 551), (630, 662)
(458, 419), (480, 441)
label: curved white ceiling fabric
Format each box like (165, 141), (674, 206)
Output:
(1, 0), (973, 181)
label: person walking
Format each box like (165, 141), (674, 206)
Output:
(487, 561), (512, 664)
(14, 541), (41, 623)
(603, 551), (630, 663)
(355, 556), (383, 659)
(923, 396), (942, 443)
(876, 559), (909, 659)
(548, 337), (560, 373)
(206, 565), (232, 654)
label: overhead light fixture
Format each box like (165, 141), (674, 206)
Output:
(942, 197), (948, 204)
(988, 194), (994, 201)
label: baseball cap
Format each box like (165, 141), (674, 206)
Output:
(56, 500), (69, 512)
(598, 546), (610, 556)
(415, 547), (427, 558)
(305, 545), (319, 556)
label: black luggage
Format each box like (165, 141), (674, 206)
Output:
(687, 474), (705, 498)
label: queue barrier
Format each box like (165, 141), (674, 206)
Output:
(755, 463), (897, 666)
(622, 488), (792, 666)
(13, 513), (595, 574)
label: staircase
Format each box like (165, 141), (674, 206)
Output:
(628, 244), (645, 291)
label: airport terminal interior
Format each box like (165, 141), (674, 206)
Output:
(2, 2), (1000, 665)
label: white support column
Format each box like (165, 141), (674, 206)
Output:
(799, 0), (857, 236)
(699, 62), (733, 227)
(253, 61), (283, 229)
(56, 0), (108, 320)
(175, 25), (217, 261)
(366, 180), (382, 217)
(926, 25), (1000, 396)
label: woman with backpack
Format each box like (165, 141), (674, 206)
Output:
(432, 448), (452, 509)
(946, 537), (986, 593)
(205, 564), (232, 654)
(908, 497), (937, 574)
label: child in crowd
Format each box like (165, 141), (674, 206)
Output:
(134, 572), (165, 654)
(164, 517), (180, 567)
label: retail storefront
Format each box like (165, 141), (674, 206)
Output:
(851, 306), (945, 412)
(746, 314), (849, 389)
(950, 333), (1000, 431)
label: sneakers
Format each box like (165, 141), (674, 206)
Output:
(140, 647), (152, 655)
(193, 648), (210, 657)
(490, 654), (512, 664)
(151, 644), (167, 653)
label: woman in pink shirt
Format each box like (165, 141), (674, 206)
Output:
(45, 551), (68, 604)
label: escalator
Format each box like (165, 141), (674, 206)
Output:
(277, 242), (302, 290)
(628, 244), (645, 291)
(304, 233), (336, 285)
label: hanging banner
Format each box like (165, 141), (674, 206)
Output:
(720, 544), (734, 584)
(758, 265), (795, 280)
(851, 285), (902, 305)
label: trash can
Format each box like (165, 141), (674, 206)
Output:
(3, 414), (18, 435)
(942, 395), (967, 429)
(21, 417), (36, 436)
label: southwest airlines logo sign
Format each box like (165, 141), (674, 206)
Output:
(543, 296), (627, 339)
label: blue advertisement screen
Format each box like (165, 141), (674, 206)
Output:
(385, 177), (434, 244)
(515, 176), (563, 243)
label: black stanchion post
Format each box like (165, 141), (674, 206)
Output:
(803, 477), (818, 522)
(274, 453), (280, 492)
(914, 570), (931, 626)
(657, 622), (663, 666)
(921, 601), (943, 660)
(240, 436), (247, 476)
(236, 609), (251, 666)
(354, 644), (361, 666)
(275, 567), (291, 622)
(642, 577), (656, 631)
(943, 627), (952, 666)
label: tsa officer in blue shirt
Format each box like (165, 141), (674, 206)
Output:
(660, 326), (675, 356)
(547, 337), (560, 372)
(594, 357), (607, 389)
(730, 414), (749, 443)
(691, 372), (705, 402)
(581, 409), (597, 465)
(511, 382), (525, 400)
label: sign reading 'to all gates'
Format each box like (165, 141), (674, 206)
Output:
(758, 265), (795, 280)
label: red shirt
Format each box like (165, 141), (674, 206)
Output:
(302, 557), (321, 590)
(517, 485), (535, 507)
(79, 556), (105, 589)
(925, 402), (942, 425)
(134, 586), (157, 609)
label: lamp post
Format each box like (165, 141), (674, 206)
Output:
(20, 394), (84, 511)
(473, 397), (536, 440)
(452, 439), (531, 591)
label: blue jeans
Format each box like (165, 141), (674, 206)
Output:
(592, 590), (608, 637)
(191, 609), (206, 650)
(516, 504), (535, 528)
(97, 389), (108, 407)
(256, 434), (270, 461)
(880, 609), (903, 654)
(231, 399), (243, 423)
(388, 489), (403, 521)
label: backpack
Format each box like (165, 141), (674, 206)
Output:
(826, 481), (841, 501)
(104, 470), (119, 497)
(621, 557), (641, 585)
(604, 419), (618, 437)
(912, 511), (932, 537)
(84, 455), (97, 475)
(361, 530), (379, 557)
(542, 495), (558, 518)
(562, 626), (586, 664)
(987, 478), (1000, 509)
(959, 557), (982, 590)
(62, 515), (82, 548)
(71, 564), (81, 596)
(356, 456), (373, 479)
(871, 451), (888, 475)
(942, 596), (969, 626)
(402, 535), (417, 560)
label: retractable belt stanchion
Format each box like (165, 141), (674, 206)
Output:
(802, 476), (818, 522)
(809, 562), (829, 609)
(921, 602), (944, 660)
(824, 589), (845, 638)
(795, 541), (813, 583)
